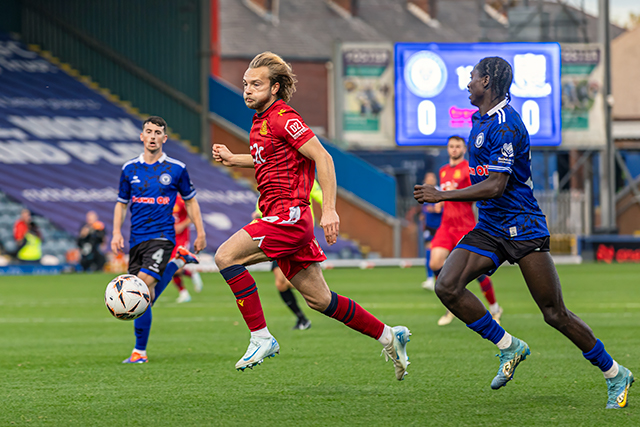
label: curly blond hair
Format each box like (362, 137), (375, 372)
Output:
(249, 51), (297, 103)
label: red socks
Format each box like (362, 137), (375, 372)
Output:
(220, 265), (267, 332)
(173, 274), (185, 291)
(478, 275), (496, 305)
(322, 291), (385, 339)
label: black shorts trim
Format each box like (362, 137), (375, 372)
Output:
(455, 228), (550, 275)
(128, 239), (175, 280)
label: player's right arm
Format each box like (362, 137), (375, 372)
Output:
(414, 172), (509, 204)
(212, 144), (254, 168)
(111, 202), (127, 254)
(111, 167), (130, 254)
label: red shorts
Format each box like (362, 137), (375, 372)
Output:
(170, 237), (190, 258)
(243, 205), (326, 280)
(431, 222), (474, 252)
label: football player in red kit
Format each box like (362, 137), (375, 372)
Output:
(212, 51), (410, 380)
(171, 195), (204, 303)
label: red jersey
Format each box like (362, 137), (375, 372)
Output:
(439, 160), (476, 229)
(173, 195), (190, 243)
(250, 99), (315, 217)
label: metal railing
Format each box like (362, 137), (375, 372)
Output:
(534, 189), (587, 235)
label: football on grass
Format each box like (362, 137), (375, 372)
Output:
(104, 274), (150, 320)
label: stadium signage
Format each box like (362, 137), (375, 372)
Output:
(0, 32), (257, 251)
(395, 42), (561, 146)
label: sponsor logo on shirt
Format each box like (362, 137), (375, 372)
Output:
(474, 132), (484, 148)
(131, 175), (141, 184)
(501, 143), (514, 157)
(285, 118), (307, 139)
(469, 165), (489, 176)
(132, 196), (171, 205)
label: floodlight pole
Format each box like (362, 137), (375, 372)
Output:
(598, 0), (615, 231)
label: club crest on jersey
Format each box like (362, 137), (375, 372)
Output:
(285, 118), (307, 139)
(474, 132), (485, 148)
(159, 173), (172, 185)
(260, 120), (268, 136)
(453, 169), (461, 179)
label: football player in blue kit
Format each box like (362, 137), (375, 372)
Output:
(414, 57), (633, 409)
(111, 116), (206, 364)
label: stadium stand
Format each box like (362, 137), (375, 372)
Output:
(0, 32), (360, 270)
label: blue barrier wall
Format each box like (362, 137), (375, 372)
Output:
(209, 76), (397, 217)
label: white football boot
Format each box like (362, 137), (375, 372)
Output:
(235, 335), (280, 371)
(382, 326), (411, 380)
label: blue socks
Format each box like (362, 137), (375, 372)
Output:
(467, 311), (506, 345)
(132, 260), (181, 352)
(153, 260), (181, 303)
(425, 249), (433, 278)
(583, 339), (614, 372)
(133, 307), (152, 351)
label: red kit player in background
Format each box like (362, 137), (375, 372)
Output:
(212, 51), (411, 380)
(427, 136), (503, 326)
(171, 194), (204, 303)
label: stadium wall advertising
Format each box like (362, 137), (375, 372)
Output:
(334, 42), (396, 148)
(0, 32), (256, 252)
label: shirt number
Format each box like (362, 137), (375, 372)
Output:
(151, 249), (164, 265)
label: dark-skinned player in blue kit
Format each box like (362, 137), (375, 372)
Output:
(414, 56), (633, 409)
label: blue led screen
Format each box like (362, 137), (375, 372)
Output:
(395, 43), (561, 146)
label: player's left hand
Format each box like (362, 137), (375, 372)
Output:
(321, 209), (340, 245)
(414, 184), (440, 204)
(193, 234), (207, 253)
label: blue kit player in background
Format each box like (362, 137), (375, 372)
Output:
(110, 116), (206, 364)
(414, 57), (633, 408)
(419, 172), (442, 291)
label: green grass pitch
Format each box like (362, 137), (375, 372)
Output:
(0, 263), (639, 426)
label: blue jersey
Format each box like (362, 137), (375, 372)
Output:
(422, 203), (442, 229)
(468, 100), (548, 240)
(117, 153), (196, 248)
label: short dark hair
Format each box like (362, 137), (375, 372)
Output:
(142, 116), (168, 133)
(475, 57), (513, 103)
(448, 135), (465, 144)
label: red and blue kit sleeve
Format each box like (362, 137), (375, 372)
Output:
(272, 108), (315, 150)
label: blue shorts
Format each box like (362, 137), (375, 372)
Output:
(455, 228), (550, 275)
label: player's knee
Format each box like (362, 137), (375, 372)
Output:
(303, 292), (330, 312)
(274, 277), (288, 292)
(214, 249), (233, 270)
(434, 276), (461, 304)
(541, 306), (570, 328)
